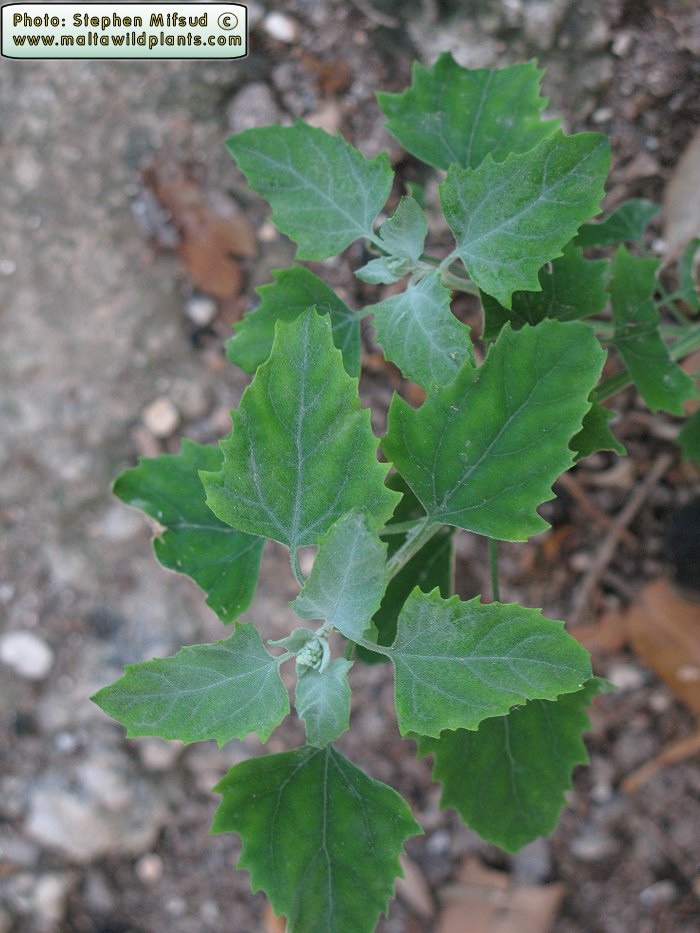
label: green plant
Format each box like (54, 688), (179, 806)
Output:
(94, 55), (700, 932)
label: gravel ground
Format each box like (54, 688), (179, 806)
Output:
(2, 2), (700, 931)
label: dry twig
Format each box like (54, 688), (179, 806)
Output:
(569, 453), (674, 625)
(558, 471), (636, 547)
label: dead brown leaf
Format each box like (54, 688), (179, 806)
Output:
(681, 347), (700, 416)
(437, 858), (564, 933)
(262, 900), (286, 933)
(663, 127), (700, 257)
(624, 578), (700, 717)
(145, 163), (256, 301)
(396, 853), (435, 919)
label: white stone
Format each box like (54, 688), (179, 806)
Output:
(32, 873), (76, 930)
(135, 852), (163, 884)
(639, 879), (677, 907)
(142, 396), (180, 438)
(169, 378), (211, 421)
(263, 12), (299, 43)
(606, 661), (647, 691)
(0, 631), (54, 681)
(26, 755), (168, 862)
(227, 82), (281, 135)
(185, 293), (217, 327)
(257, 220), (278, 242)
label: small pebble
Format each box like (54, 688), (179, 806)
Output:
(32, 873), (76, 928)
(0, 631), (54, 681)
(83, 870), (116, 913)
(570, 827), (617, 862)
(612, 32), (633, 56)
(257, 220), (278, 242)
(592, 106), (613, 124)
(606, 661), (647, 691)
(639, 879), (677, 907)
(166, 896), (187, 916)
(227, 82), (281, 134)
(138, 737), (182, 771)
(426, 829), (451, 857)
(142, 397), (180, 438)
(169, 379), (211, 421)
(263, 12), (299, 43)
(53, 731), (78, 754)
(512, 836), (552, 884)
(185, 293), (218, 327)
(648, 690), (672, 713)
(135, 852), (164, 884)
(590, 782), (614, 804)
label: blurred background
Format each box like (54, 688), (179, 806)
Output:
(2, 1), (700, 931)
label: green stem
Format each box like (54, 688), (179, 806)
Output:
(488, 537), (501, 603)
(365, 231), (385, 252)
(594, 322), (700, 403)
(440, 269), (481, 295)
(291, 551), (305, 587)
(385, 518), (441, 579)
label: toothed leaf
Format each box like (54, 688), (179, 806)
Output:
(92, 624), (288, 746)
(212, 746), (421, 933)
(203, 309), (399, 553)
(226, 122), (393, 259)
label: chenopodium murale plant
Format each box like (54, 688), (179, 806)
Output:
(94, 54), (700, 933)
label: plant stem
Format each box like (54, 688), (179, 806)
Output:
(440, 268), (481, 295)
(291, 551), (305, 587)
(385, 518), (442, 579)
(488, 537), (501, 602)
(594, 322), (700, 403)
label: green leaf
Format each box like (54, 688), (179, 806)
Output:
(441, 131), (610, 308)
(212, 745), (421, 933)
(382, 319), (605, 540)
(203, 309), (400, 553)
(355, 256), (408, 286)
(291, 512), (389, 642)
(92, 624), (289, 746)
(416, 678), (610, 852)
(388, 589), (591, 737)
(112, 439), (263, 623)
(679, 410), (700, 466)
(226, 265), (360, 377)
(356, 198), (428, 285)
(295, 659), (353, 747)
(610, 245), (697, 415)
(678, 238), (700, 312)
(365, 271), (473, 389)
(570, 400), (626, 461)
(269, 627), (317, 653)
(377, 55), (559, 171)
(481, 245), (609, 340)
(226, 121), (393, 260)
(374, 196), (427, 262)
(574, 198), (659, 248)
